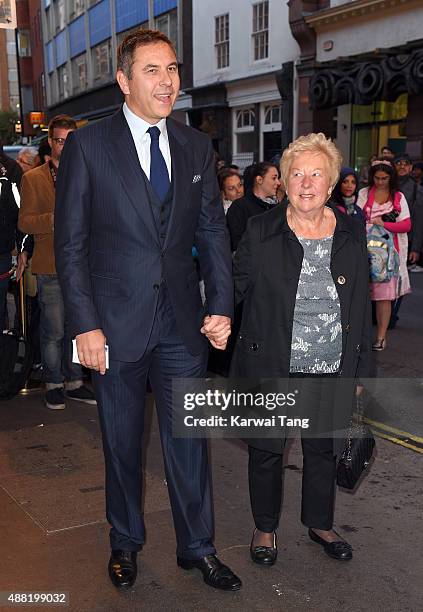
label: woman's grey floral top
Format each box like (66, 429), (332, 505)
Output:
(289, 235), (342, 374)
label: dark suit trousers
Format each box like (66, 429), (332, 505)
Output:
(92, 287), (215, 559)
(249, 374), (337, 532)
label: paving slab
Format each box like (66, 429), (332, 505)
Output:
(0, 391), (422, 612)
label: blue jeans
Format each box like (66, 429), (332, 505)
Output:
(37, 274), (82, 385)
(0, 253), (11, 332)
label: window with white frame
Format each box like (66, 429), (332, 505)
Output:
(72, 53), (87, 93)
(236, 108), (255, 129)
(262, 102), (282, 161)
(215, 14), (229, 70)
(234, 107), (256, 159)
(264, 104), (281, 126)
(58, 64), (70, 99)
(93, 40), (112, 82)
(155, 10), (178, 54)
(252, 1), (269, 61)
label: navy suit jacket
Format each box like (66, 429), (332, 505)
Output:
(54, 109), (233, 361)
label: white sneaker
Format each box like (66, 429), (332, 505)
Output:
(410, 264), (423, 273)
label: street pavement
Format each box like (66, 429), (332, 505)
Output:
(365, 271), (423, 447)
(0, 274), (422, 611)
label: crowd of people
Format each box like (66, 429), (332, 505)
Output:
(215, 144), (423, 354)
(0, 26), (422, 597)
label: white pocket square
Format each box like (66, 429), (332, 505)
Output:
(192, 174), (201, 183)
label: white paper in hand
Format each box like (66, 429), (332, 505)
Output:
(72, 339), (109, 369)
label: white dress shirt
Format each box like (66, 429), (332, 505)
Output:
(123, 102), (172, 181)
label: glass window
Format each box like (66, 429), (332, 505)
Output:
(69, 0), (85, 20)
(117, 23), (148, 47)
(45, 7), (53, 39)
(55, 0), (66, 32)
(236, 108), (255, 129)
(264, 104), (281, 125)
(155, 10), (178, 55)
(18, 31), (31, 57)
(93, 39), (112, 83)
(215, 14), (229, 70)
(58, 64), (70, 99)
(72, 53), (87, 93)
(237, 132), (256, 154)
(252, 1), (269, 61)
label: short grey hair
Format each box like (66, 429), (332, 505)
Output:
(18, 146), (39, 167)
(280, 133), (343, 188)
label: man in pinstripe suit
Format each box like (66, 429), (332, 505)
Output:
(54, 30), (241, 592)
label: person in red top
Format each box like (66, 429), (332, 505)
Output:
(357, 159), (411, 351)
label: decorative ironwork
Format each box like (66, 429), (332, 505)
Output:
(309, 48), (423, 109)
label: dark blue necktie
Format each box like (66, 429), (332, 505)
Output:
(148, 126), (170, 201)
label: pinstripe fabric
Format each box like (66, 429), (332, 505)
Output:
(54, 108), (232, 557)
(55, 109), (233, 363)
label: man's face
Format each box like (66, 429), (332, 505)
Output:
(48, 127), (74, 165)
(222, 175), (244, 202)
(395, 159), (412, 178)
(382, 148), (394, 159)
(117, 42), (180, 124)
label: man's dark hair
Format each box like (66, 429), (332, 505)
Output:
(48, 114), (77, 138)
(117, 29), (176, 79)
(38, 137), (52, 164)
(381, 145), (393, 155)
(217, 168), (240, 192)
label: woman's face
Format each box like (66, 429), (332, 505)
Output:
(341, 174), (357, 198)
(256, 167), (281, 198)
(287, 151), (332, 214)
(373, 170), (390, 189)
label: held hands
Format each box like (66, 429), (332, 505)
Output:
(409, 251), (420, 264)
(75, 329), (107, 375)
(201, 315), (231, 350)
(15, 251), (28, 281)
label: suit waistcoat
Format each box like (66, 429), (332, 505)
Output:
(140, 170), (174, 247)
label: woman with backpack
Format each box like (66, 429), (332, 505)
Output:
(357, 159), (411, 351)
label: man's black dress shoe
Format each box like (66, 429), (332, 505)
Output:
(108, 550), (138, 589)
(177, 554), (242, 591)
(308, 529), (353, 561)
(250, 530), (278, 566)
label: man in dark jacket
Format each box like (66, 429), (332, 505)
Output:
(394, 153), (423, 267)
(0, 159), (32, 331)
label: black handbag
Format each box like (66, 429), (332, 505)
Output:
(337, 398), (375, 490)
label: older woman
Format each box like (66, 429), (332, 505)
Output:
(230, 133), (371, 565)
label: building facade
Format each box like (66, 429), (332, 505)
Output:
(16, 0), (46, 136)
(289, 0), (423, 170)
(191, 0), (300, 166)
(0, 27), (19, 114)
(41, 0), (193, 123)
